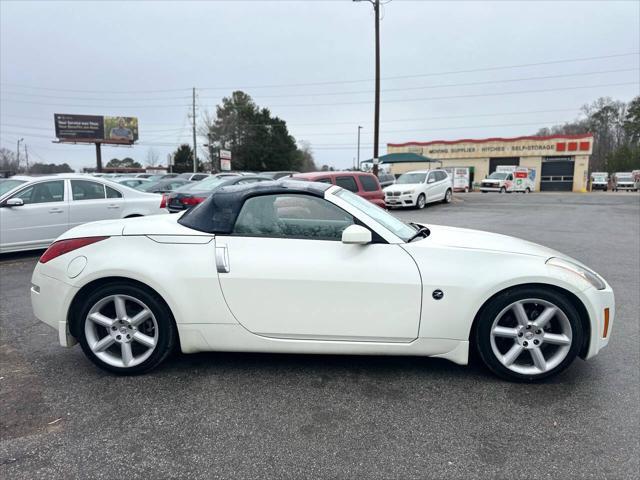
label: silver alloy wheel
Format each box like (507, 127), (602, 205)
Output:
(489, 298), (572, 376)
(417, 194), (426, 208)
(85, 294), (159, 368)
(445, 190), (452, 202)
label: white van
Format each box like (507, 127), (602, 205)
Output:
(480, 167), (535, 193)
(590, 172), (609, 191)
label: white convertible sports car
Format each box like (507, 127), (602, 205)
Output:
(31, 181), (614, 381)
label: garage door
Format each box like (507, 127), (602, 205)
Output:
(541, 157), (574, 191)
(489, 157), (520, 173)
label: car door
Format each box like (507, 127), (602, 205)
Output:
(436, 171), (449, 199)
(0, 179), (68, 250)
(215, 193), (422, 342)
(425, 171), (439, 202)
(69, 180), (124, 228)
(334, 175), (359, 194)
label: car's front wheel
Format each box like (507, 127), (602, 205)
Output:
(474, 287), (583, 382)
(77, 282), (177, 375)
(499, 187), (506, 193)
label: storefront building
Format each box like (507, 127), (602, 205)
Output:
(386, 134), (593, 192)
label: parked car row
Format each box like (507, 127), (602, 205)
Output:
(0, 168), (446, 254)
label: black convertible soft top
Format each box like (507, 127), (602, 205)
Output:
(177, 179), (331, 234)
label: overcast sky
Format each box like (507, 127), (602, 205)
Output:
(1, 0), (639, 171)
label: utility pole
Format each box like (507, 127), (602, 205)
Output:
(192, 87), (197, 173)
(16, 138), (23, 172)
(353, 0), (382, 177)
(95, 143), (103, 173)
(357, 125), (362, 170)
(24, 144), (29, 173)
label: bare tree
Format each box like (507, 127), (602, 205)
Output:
(145, 147), (160, 167)
(0, 147), (20, 173)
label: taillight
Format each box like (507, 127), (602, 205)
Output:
(40, 237), (109, 264)
(159, 194), (168, 209)
(180, 196), (206, 206)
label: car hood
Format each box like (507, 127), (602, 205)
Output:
(413, 224), (564, 259)
(384, 183), (421, 192)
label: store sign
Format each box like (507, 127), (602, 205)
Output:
(388, 136), (593, 159)
(219, 149), (232, 171)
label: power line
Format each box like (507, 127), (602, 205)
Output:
(2, 52), (637, 94)
(5, 68), (634, 103)
(265, 81), (639, 107)
(2, 81), (635, 110)
(198, 52), (639, 90)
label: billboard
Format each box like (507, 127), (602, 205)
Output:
(54, 114), (139, 144)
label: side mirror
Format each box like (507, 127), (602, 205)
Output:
(341, 224), (372, 245)
(3, 198), (24, 207)
(427, 178), (435, 184)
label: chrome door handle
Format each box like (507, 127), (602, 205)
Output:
(49, 208), (64, 213)
(215, 245), (230, 273)
(107, 204), (120, 209)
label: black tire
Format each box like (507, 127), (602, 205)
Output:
(525, 188), (531, 194)
(442, 189), (453, 204)
(499, 187), (506, 194)
(474, 286), (583, 382)
(77, 281), (177, 375)
(416, 193), (426, 209)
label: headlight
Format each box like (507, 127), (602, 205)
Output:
(401, 190), (413, 195)
(546, 257), (606, 290)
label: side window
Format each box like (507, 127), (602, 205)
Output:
(13, 181), (64, 205)
(71, 180), (106, 201)
(335, 176), (359, 192)
(316, 177), (332, 184)
(359, 175), (380, 192)
(106, 186), (123, 198)
(427, 172), (437, 183)
(193, 174), (208, 181)
(233, 194), (354, 241)
(436, 171), (447, 181)
(507, 174), (513, 181)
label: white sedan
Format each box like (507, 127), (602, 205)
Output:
(0, 174), (168, 253)
(30, 181), (614, 381)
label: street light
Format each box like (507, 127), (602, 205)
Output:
(16, 138), (24, 172)
(357, 126), (363, 170)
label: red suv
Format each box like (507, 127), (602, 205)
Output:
(292, 171), (385, 208)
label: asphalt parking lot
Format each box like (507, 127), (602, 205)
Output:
(1, 192), (639, 479)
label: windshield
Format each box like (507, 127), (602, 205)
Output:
(592, 175), (607, 181)
(333, 188), (417, 242)
(396, 172), (427, 184)
(177, 176), (229, 192)
(617, 176), (633, 181)
(487, 172), (509, 180)
(0, 179), (27, 195)
(139, 181), (164, 192)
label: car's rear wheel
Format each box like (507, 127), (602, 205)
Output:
(474, 287), (583, 382)
(77, 282), (177, 375)
(442, 189), (452, 204)
(416, 194), (426, 209)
